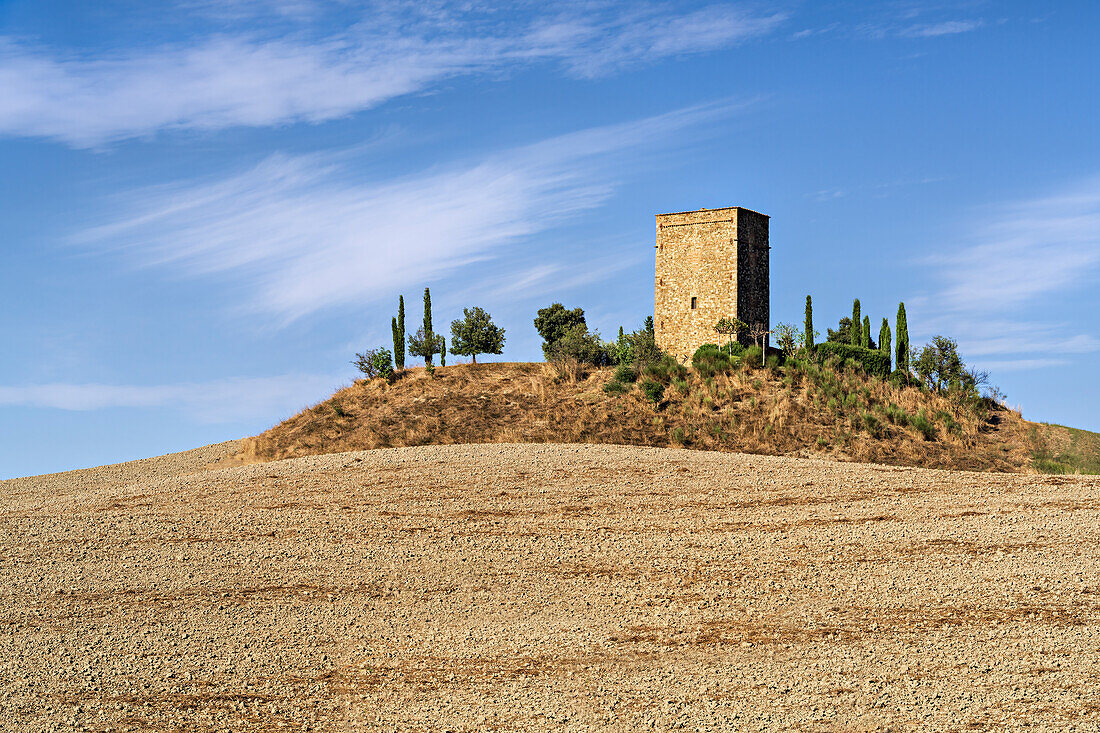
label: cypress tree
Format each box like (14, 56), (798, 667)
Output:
(804, 295), (814, 350)
(395, 295), (405, 369)
(391, 316), (400, 368)
(423, 287), (434, 365)
(851, 299), (861, 345)
(896, 302), (909, 372)
(440, 336), (446, 367)
(880, 318), (892, 370)
(862, 316), (871, 349)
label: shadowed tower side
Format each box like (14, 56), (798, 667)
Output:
(654, 206), (770, 359)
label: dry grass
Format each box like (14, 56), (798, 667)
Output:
(241, 361), (1047, 473)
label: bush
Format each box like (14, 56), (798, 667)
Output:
(644, 354), (688, 384)
(603, 380), (628, 396)
(884, 403), (910, 426)
(911, 409), (936, 440)
(618, 325), (661, 368)
(670, 426), (687, 445)
(614, 364), (638, 383)
(547, 324), (614, 366)
(692, 344), (733, 378)
(813, 342), (890, 378)
(861, 411), (882, 437)
(742, 345), (764, 369)
(888, 369), (914, 388)
(765, 354), (781, 370)
(726, 341), (745, 357)
(352, 347), (394, 381)
(936, 409), (962, 436)
(640, 379), (665, 405)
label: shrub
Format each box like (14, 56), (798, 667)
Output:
(425, 364), (436, 378)
(640, 379), (665, 405)
(644, 354), (688, 384)
(671, 377), (689, 395)
(774, 322), (804, 358)
(692, 344), (733, 378)
(861, 411), (882, 437)
(727, 341), (745, 357)
(671, 426), (687, 445)
(889, 369), (914, 388)
(765, 354), (781, 370)
(742, 345), (764, 369)
(622, 325), (661, 368)
(614, 364), (638, 383)
(884, 403), (910, 426)
(911, 409), (936, 440)
(352, 347), (394, 381)
(936, 409), (962, 436)
(603, 380), (628, 396)
(547, 324), (614, 366)
(813, 342), (890, 378)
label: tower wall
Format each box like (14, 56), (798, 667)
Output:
(654, 206), (769, 360)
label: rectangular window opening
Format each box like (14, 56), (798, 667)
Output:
(690, 297), (698, 310)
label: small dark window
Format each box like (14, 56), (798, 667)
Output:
(690, 297), (698, 310)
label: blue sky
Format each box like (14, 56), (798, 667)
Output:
(1, 1), (1098, 478)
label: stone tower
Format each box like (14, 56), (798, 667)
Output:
(654, 206), (770, 359)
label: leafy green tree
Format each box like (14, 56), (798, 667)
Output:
(450, 306), (506, 364)
(546, 324), (613, 366)
(896, 302), (909, 372)
(408, 327), (441, 366)
(826, 316), (853, 344)
(774, 322), (804, 358)
(395, 295), (405, 369)
(879, 318), (892, 370)
(861, 315), (871, 349)
(644, 316), (655, 336)
(851, 299), (861, 345)
(913, 336), (977, 394)
(714, 316), (747, 354)
(804, 295), (815, 350)
(534, 303), (586, 358)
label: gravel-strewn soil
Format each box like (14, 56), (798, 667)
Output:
(3, 443), (1099, 731)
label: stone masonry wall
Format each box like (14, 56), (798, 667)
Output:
(654, 206), (769, 360)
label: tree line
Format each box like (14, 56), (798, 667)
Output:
(354, 287), (506, 380)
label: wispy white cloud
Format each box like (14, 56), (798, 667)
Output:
(966, 359), (1067, 373)
(932, 178), (1100, 312)
(0, 374), (338, 422)
(902, 19), (983, 37)
(914, 177), (1100, 372)
(0, 3), (784, 146)
(75, 102), (741, 320)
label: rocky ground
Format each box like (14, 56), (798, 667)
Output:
(2, 442), (1099, 731)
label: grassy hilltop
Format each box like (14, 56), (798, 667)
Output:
(235, 359), (1096, 474)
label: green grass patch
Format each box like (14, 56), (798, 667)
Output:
(1032, 424), (1100, 474)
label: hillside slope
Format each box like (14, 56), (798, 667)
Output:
(240, 362), (1048, 473)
